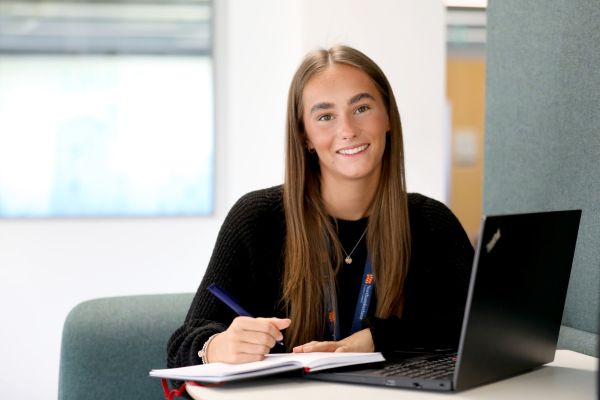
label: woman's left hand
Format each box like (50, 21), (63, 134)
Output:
(292, 328), (375, 353)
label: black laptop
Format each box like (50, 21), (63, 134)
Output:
(309, 209), (582, 391)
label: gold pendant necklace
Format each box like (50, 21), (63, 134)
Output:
(341, 227), (368, 264)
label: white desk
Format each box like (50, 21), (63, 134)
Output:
(187, 350), (598, 400)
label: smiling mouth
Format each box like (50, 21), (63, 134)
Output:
(337, 144), (369, 155)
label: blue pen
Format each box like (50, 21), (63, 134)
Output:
(207, 283), (284, 346)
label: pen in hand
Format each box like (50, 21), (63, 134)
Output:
(207, 283), (285, 346)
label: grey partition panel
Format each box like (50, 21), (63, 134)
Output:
(483, 0), (600, 355)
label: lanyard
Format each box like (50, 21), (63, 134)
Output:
(327, 255), (375, 341)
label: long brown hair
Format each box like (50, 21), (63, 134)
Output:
(283, 45), (411, 348)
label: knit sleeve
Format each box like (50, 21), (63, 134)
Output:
(366, 194), (474, 352)
(166, 191), (264, 368)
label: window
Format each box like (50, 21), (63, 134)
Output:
(0, 0), (214, 217)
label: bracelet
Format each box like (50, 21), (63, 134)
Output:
(198, 333), (219, 364)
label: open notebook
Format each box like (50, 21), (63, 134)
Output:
(150, 352), (384, 383)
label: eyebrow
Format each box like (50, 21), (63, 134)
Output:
(309, 92), (376, 115)
(348, 92), (375, 105)
(309, 101), (334, 115)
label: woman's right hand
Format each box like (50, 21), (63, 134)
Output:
(206, 317), (291, 364)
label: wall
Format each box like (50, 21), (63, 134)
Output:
(0, 1), (446, 398)
(447, 57), (486, 243)
(484, 0), (600, 355)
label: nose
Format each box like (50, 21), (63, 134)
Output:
(337, 114), (358, 140)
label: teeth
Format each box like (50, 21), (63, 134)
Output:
(338, 144), (369, 155)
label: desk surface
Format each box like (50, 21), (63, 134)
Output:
(186, 350), (598, 400)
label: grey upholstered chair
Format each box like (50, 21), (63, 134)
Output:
(58, 293), (194, 400)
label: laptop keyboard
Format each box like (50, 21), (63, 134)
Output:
(374, 353), (457, 380)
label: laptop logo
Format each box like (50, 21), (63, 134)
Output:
(486, 229), (501, 253)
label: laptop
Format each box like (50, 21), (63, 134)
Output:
(308, 209), (582, 391)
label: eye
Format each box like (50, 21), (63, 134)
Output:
(355, 105), (370, 114)
(318, 114), (333, 121)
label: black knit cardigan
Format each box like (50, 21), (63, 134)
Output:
(168, 185), (474, 368)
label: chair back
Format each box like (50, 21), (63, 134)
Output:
(58, 293), (193, 400)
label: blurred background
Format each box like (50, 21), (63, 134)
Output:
(0, 1), (486, 398)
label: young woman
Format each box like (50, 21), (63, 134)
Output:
(167, 45), (474, 367)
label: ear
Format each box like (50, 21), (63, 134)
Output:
(305, 139), (315, 152)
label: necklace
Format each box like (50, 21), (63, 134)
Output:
(341, 227), (368, 265)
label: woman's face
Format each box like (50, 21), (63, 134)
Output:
(302, 64), (389, 188)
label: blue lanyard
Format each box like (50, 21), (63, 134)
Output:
(327, 255), (375, 341)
